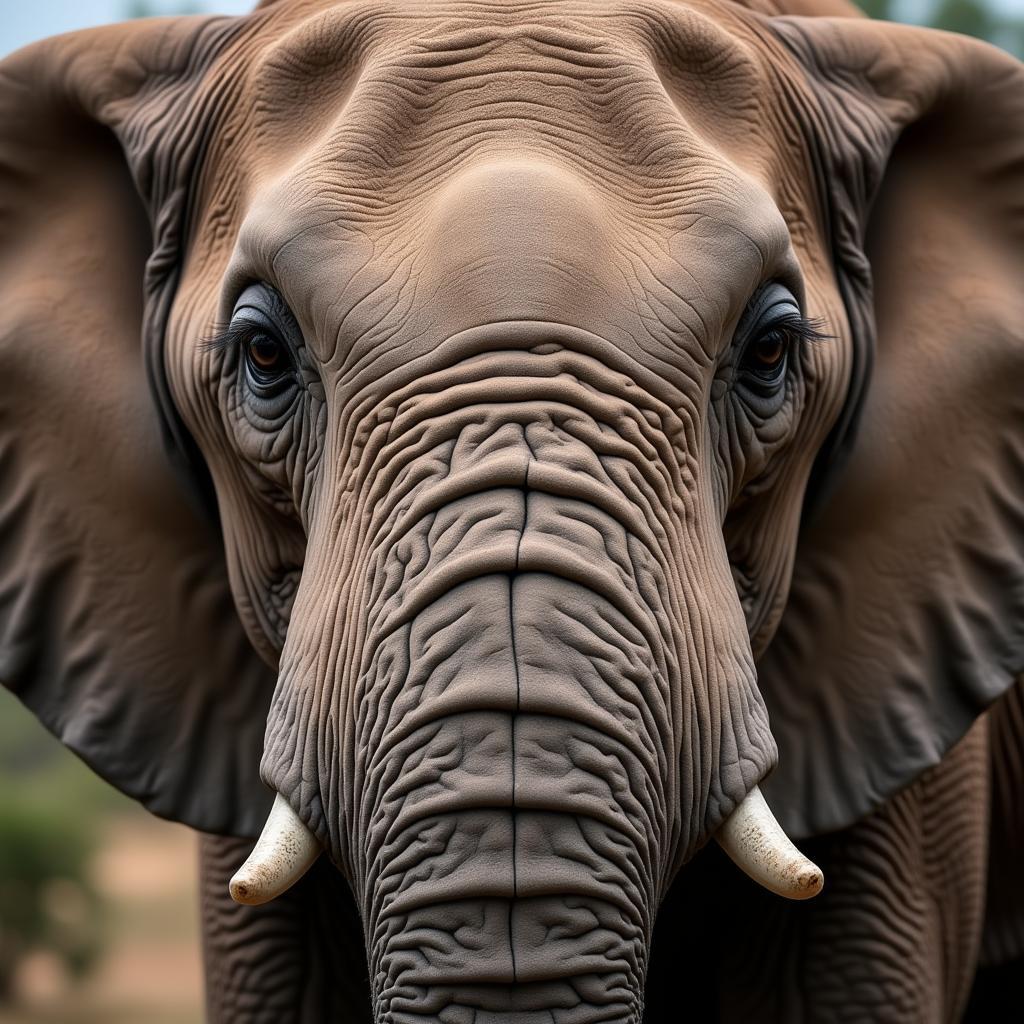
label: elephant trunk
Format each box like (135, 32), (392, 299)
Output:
(359, 574), (659, 1022)
(256, 334), (790, 1020)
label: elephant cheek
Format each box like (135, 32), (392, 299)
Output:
(259, 377), (777, 1019)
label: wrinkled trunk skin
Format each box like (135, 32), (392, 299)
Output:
(262, 329), (776, 1022)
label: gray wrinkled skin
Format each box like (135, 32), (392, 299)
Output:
(176, 13), (836, 1014)
(0, 1), (1022, 1021)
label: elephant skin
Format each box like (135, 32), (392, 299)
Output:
(0, 1), (1022, 1022)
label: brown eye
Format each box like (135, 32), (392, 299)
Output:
(247, 333), (283, 372)
(750, 330), (787, 372)
(243, 331), (294, 390)
(221, 285), (301, 396)
(741, 327), (791, 386)
(733, 284), (824, 404)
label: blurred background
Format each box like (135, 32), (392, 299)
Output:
(0, 0), (1022, 1022)
(4, 0), (1023, 60)
(0, 693), (201, 1024)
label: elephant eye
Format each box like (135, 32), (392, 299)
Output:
(204, 283), (305, 412)
(735, 283), (828, 400)
(231, 325), (295, 396)
(244, 331), (290, 383)
(743, 326), (790, 383)
(204, 283), (303, 396)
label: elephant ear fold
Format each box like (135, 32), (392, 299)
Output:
(0, 21), (274, 837)
(757, 19), (1024, 838)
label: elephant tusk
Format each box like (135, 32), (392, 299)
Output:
(714, 785), (824, 900)
(229, 793), (321, 906)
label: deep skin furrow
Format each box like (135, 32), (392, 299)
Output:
(508, 484), (526, 982)
(507, 455), (533, 984)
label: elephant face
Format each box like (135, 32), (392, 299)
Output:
(166, 4), (847, 1003)
(1, 2), (1022, 1021)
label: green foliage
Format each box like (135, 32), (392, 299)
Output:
(862, 0), (1024, 59)
(0, 693), (199, 1018)
(0, 692), (136, 1003)
(125, 1), (202, 17)
(0, 793), (103, 1002)
(858, 0), (894, 18)
(932, 0), (997, 37)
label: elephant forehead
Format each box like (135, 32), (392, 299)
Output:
(212, 5), (793, 352)
(239, 0), (775, 186)
(186, 0), (803, 369)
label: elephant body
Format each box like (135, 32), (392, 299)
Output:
(1, 0), (1022, 1021)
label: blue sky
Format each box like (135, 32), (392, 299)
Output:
(1, 1), (254, 58)
(2, 0), (1024, 58)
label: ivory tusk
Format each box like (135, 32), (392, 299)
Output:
(229, 793), (321, 906)
(715, 785), (824, 900)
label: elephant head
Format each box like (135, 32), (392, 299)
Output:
(1, 1), (1021, 1019)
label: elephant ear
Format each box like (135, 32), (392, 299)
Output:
(758, 19), (1024, 837)
(0, 19), (274, 836)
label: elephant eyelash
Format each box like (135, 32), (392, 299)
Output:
(771, 315), (832, 347)
(201, 321), (257, 354)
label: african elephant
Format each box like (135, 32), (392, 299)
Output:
(1, 0), (1021, 1020)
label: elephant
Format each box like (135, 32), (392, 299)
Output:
(0, 0), (1022, 1020)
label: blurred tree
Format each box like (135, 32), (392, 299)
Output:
(125, 1), (202, 16)
(931, 0), (998, 36)
(0, 795), (102, 1003)
(0, 694), (124, 1004)
(860, 0), (1024, 58)
(858, 0), (894, 18)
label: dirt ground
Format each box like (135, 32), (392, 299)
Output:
(0, 815), (203, 1024)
